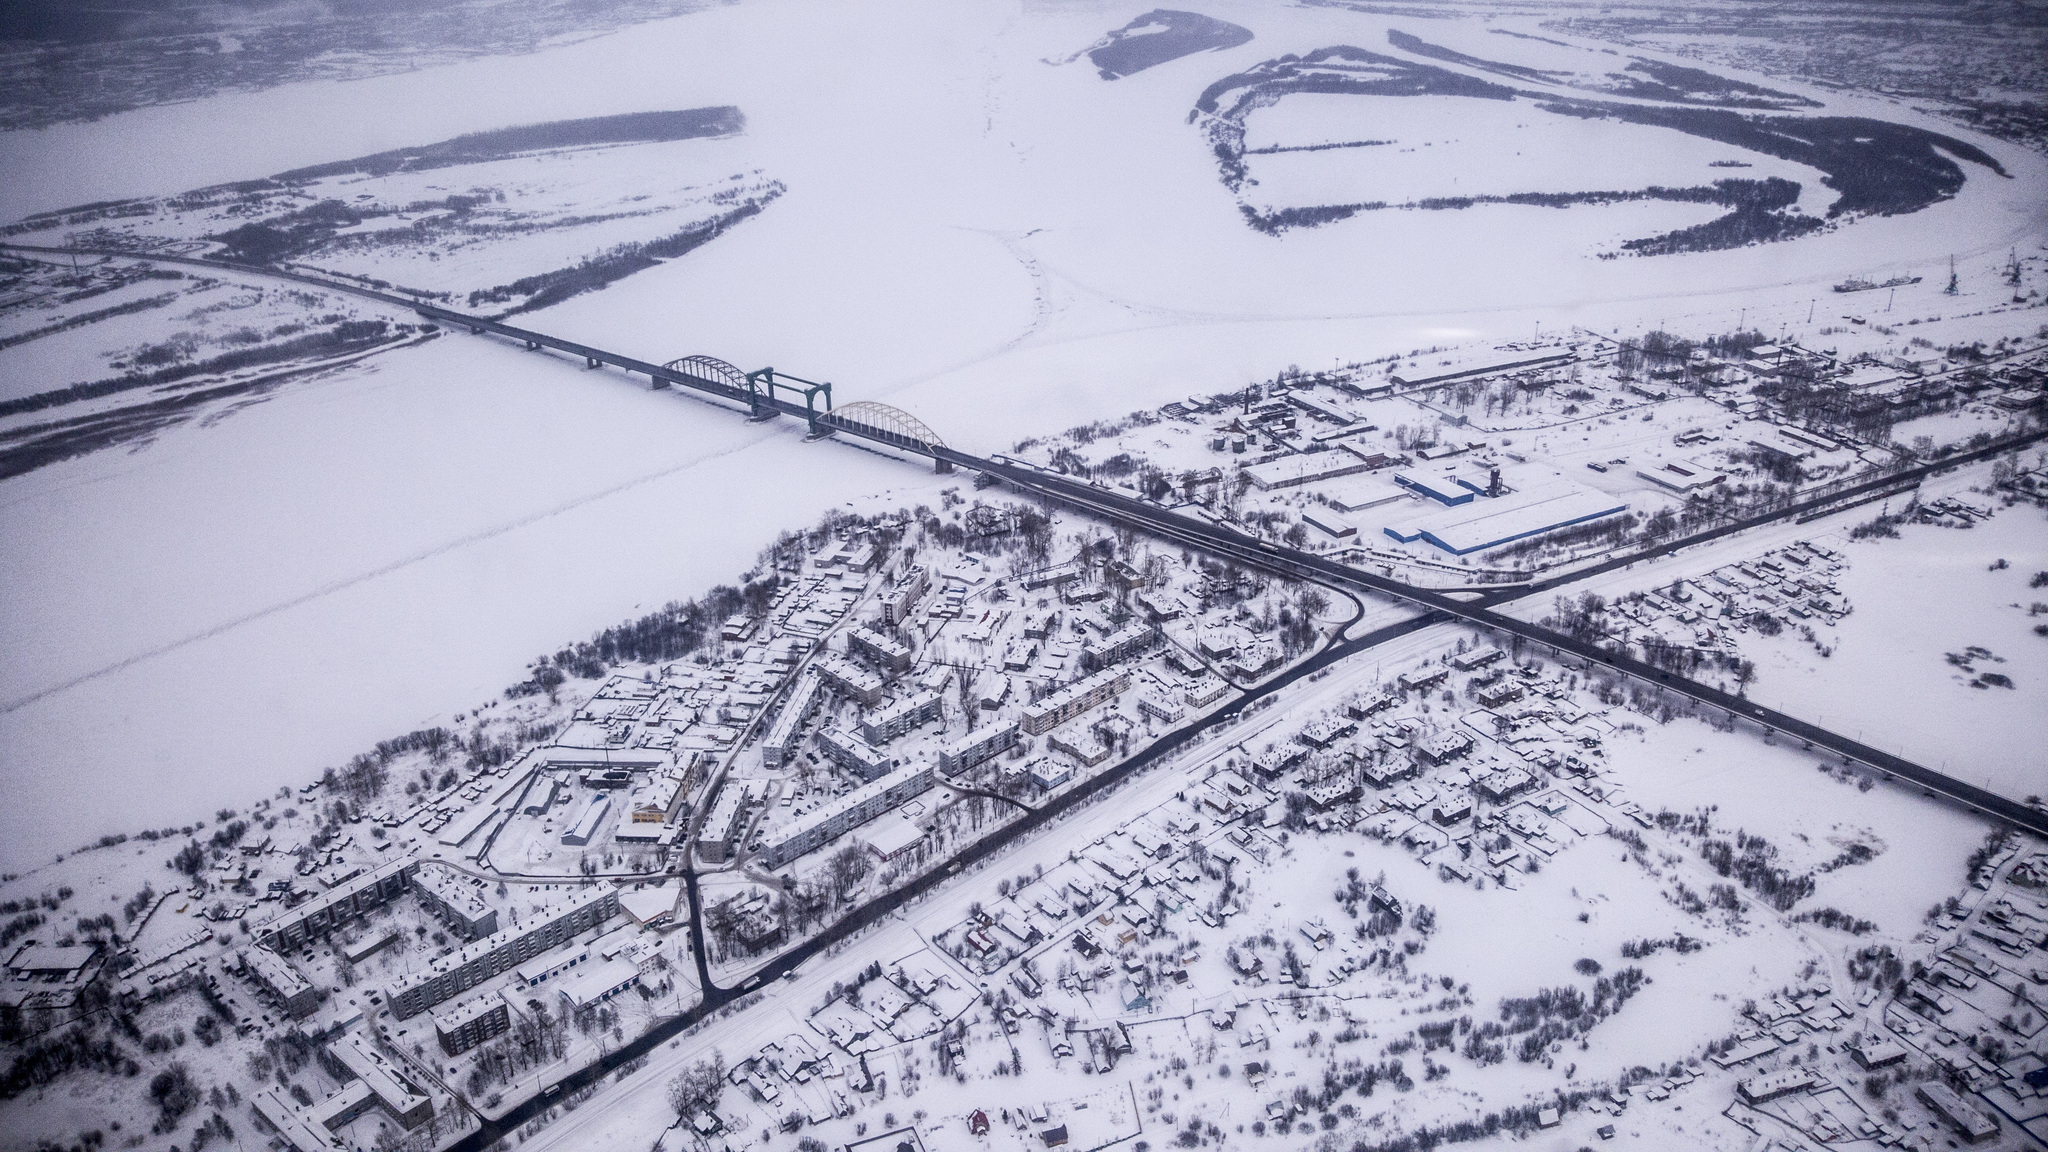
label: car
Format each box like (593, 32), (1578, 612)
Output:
(1586, 462), (1608, 472)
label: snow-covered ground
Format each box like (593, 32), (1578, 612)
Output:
(1492, 460), (2047, 803)
(1, 0), (2043, 872)
(1743, 500), (2048, 801)
(1241, 93), (1835, 217)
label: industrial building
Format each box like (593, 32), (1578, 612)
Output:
(1636, 458), (1725, 494)
(541, 746), (669, 774)
(1022, 667), (1132, 735)
(1243, 450), (1373, 491)
(432, 994), (510, 1056)
(757, 762), (935, 869)
(1301, 510), (1356, 539)
(561, 794), (610, 845)
(556, 957), (642, 1011)
(412, 865), (500, 940)
(385, 883), (618, 1019)
(817, 725), (901, 781)
(860, 690), (943, 744)
(254, 855), (419, 952)
(518, 771), (564, 816)
(761, 669), (824, 768)
(1382, 478), (1629, 556)
(939, 722), (1019, 775)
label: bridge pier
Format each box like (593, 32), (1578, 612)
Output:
(524, 340), (540, 351)
(586, 357), (602, 369)
(934, 457), (954, 474)
(469, 326), (483, 336)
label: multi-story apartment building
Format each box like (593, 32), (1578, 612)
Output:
(385, 884), (618, 1019)
(757, 763), (935, 869)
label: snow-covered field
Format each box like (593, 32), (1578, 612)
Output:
(1745, 501), (2048, 801)
(1241, 93), (1835, 218)
(1491, 461), (2047, 803)
(1, 0), (2043, 874)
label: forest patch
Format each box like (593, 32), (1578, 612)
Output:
(1082, 10), (1253, 80)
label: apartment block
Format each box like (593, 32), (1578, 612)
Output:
(757, 763), (935, 869)
(1021, 667), (1132, 735)
(385, 884), (618, 1019)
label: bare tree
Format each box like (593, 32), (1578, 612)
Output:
(667, 1051), (727, 1118)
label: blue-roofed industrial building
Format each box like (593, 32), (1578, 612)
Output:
(1382, 471), (1629, 557)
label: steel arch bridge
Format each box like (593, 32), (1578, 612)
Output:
(827, 401), (945, 455)
(661, 355), (751, 403)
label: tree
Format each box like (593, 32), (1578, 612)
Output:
(1732, 660), (1757, 697)
(827, 846), (871, 903)
(216, 223), (295, 263)
(148, 1062), (199, 1133)
(667, 1052), (727, 1117)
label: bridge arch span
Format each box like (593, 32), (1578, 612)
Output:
(663, 355), (750, 400)
(830, 401), (945, 453)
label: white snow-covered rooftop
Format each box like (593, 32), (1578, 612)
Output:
(1382, 479), (1628, 556)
